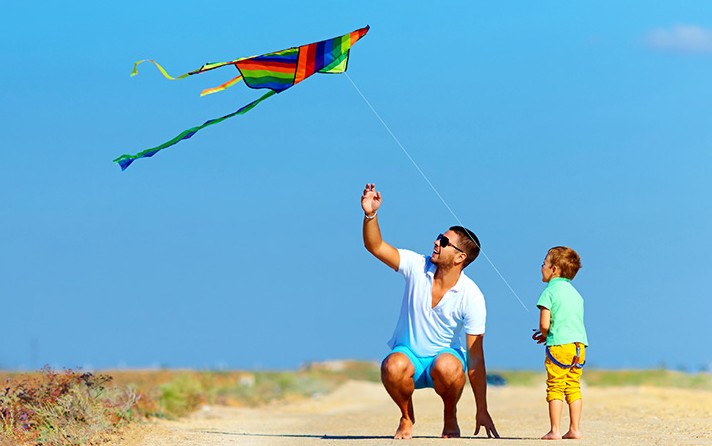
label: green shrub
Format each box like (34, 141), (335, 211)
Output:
(157, 374), (205, 418)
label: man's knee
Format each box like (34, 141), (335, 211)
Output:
(381, 353), (414, 380)
(430, 353), (465, 386)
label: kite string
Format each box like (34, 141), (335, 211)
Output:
(344, 72), (529, 312)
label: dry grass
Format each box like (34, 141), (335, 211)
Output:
(0, 361), (379, 445)
(0, 368), (137, 445)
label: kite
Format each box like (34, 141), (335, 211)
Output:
(114, 26), (369, 170)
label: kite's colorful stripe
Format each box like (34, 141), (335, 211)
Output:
(115, 26), (369, 170)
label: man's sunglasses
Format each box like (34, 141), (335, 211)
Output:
(437, 234), (464, 253)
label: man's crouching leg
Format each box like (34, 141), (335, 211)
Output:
(381, 352), (415, 440)
(431, 353), (466, 438)
(381, 353), (416, 439)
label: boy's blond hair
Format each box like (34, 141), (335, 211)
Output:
(547, 246), (581, 280)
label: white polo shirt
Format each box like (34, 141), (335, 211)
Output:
(387, 249), (487, 357)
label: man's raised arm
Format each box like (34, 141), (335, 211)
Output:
(361, 183), (400, 271)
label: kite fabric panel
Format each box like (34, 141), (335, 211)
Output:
(114, 26), (369, 170)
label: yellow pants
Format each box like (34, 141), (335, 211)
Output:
(545, 343), (585, 404)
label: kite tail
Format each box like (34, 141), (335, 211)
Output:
(131, 59), (192, 80)
(113, 90), (277, 171)
(131, 59), (242, 80)
(200, 74), (244, 96)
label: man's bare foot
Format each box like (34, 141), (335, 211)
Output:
(542, 430), (562, 440)
(441, 417), (460, 438)
(441, 429), (461, 438)
(394, 417), (413, 439)
(563, 429), (582, 439)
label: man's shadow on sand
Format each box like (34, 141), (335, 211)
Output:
(198, 430), (531, 440)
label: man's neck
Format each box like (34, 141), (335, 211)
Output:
(433, 264), (461, 287)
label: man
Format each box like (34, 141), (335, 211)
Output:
(361, 183), (499, 439)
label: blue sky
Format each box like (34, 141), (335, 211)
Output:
(1, 1), (710, 371)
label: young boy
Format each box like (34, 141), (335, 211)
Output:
(532, 246), (588, 440)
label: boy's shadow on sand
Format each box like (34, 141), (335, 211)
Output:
(198, 430), (532, 440)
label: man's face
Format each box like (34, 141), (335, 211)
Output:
(431, 230), (465, 266)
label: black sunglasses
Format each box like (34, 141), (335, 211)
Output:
(437, 234), (464, 253)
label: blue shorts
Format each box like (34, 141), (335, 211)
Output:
(389, 345), (467, 389)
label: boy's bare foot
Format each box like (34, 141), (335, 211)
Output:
(441, 416), (460, 438)
(563, 430), (582, 439)
(542, 430), (562, 440)
(394, 417), (413, 439)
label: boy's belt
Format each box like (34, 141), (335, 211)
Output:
(546, 343), (585, 369)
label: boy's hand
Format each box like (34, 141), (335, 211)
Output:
(531, 329), (546, 344)
(570, 355), (580, 370)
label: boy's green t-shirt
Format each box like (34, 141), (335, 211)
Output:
(536, 277), (588, 347)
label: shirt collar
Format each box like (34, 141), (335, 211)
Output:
(548, 277), (570, 285)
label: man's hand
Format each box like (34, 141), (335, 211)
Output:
(361, 183), (382, 216)
(474, 410), (500, 438)
(532, 329), (546, 344)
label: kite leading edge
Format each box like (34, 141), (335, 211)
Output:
(114, 26), (369, 170)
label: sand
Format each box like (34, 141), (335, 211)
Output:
(112, 381), (712, 446)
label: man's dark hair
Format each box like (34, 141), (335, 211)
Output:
(449, 226), (480, 269)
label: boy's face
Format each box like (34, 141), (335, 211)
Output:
(541, 255), (557, 282)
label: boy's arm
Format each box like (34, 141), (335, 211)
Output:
(539, 307), (551, 336)
(531, 307), (551, 344)
(466, 334), (500, 438)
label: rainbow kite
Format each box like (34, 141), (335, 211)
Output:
(114, 26), (369, 170)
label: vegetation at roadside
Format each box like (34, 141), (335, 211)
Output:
(0, 361), (378, 445)
(1, 361), (710, 445)
(492, 369), (712, 390)
(0, 368), (137, 446)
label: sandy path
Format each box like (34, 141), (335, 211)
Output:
(113, 381), (712, 446)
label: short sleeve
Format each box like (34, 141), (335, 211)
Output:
(397, 249), (424, 280)
(536, 289), (553, 310)
(462, 291), (486, 335)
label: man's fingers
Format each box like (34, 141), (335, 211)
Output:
(474, 424), (480, 436)
(363, 184), (379, 196)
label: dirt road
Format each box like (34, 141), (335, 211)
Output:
(114, 381), (712, 446)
